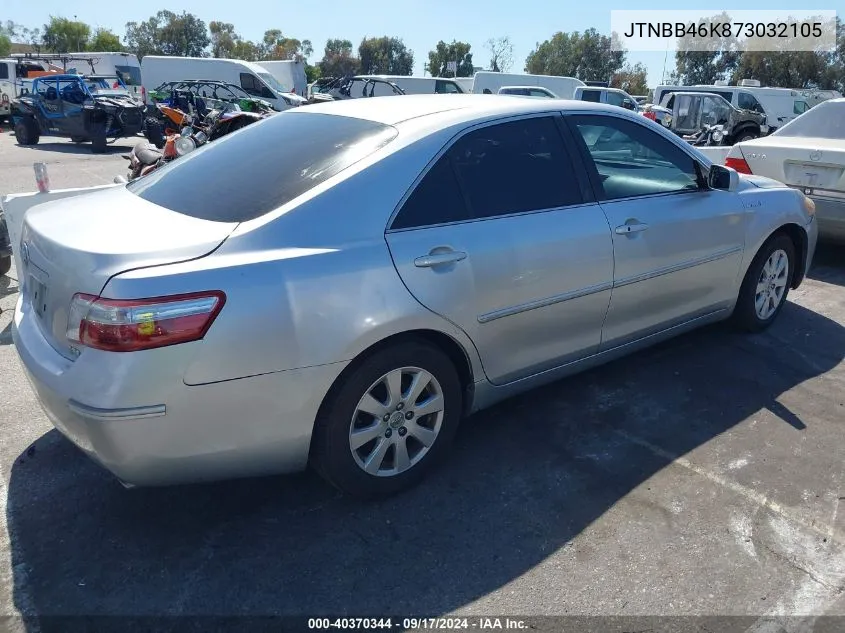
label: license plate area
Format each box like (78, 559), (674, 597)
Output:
(28, 273), (49, 321)
(784, 162), (844, 189)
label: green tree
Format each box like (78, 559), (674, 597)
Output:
(319, 38), (359, 77)
(262, 30), (313, 61)
(0, 33), (10, 57)
(1, 21), (41, 48)
(611, 62), (649, 94)
(427, 40), (473, 77)
(358, 36), (414, 75)
(485, 36), (513, 72)
(42, 16), (91, 53)
(525, 28), (625, 82)
(125, 11), (209, 59)
(671, 14), (741, 86)
(305, 63), (321, 83)
(89, 28), (122, 51)
(209, 21), (239, 58)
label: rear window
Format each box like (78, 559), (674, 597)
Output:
(772, 100), (845, 140)
(115, 65), (142, 86)
(127, 112), (398, 222)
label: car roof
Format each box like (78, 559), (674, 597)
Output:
(500, 86), (551, 90)
(289, 94), (624, 127)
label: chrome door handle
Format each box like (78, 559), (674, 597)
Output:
(414, 251), (467, 268)
(615, 222), (649, 235)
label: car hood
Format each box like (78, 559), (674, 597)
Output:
(92, 94), (144, 109)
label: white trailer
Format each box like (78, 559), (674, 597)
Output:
(140, 56), (306, 112)
(470, 71), (585, 98)
(0, 58), (59, 119)
(256, 60), (307, 97)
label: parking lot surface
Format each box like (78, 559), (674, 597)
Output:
(1, 129), (845, 629)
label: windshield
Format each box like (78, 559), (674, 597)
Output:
(83, 77), (114, 92)
(127, 112), (398, 222)
(257, 72), (288, 94)
(772, 100), (845, 140)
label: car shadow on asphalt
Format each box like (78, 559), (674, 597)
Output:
(809, 243), (845, 286)
(5, 300), (845, 626)
(12, 142), (138, 156)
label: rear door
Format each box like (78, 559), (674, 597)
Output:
(385, 114), (614, 385)
(565, 113), (746, 349)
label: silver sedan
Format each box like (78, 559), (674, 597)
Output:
(11, 95), (818, 497)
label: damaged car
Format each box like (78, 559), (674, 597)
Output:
(12, 74), (145, 153)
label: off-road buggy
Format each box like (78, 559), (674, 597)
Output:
(306, 76), (406, 103)
(11, 74), (145, 153)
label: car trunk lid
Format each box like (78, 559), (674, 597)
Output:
(741, 137), (845, 196)
(18, 185), (238, 360)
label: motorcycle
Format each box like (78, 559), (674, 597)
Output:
(686, 123), (727, 147)
(124, 126), (209, 181)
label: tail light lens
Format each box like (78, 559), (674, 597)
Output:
(644, 111), (657, 121)
(66, 291), (226, 352)
(725, 157), (752, 174)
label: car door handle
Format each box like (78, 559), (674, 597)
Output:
(414, 250), (467, 268)
(614, 222), (650, 235)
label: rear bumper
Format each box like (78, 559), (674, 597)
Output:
(12, 294), (348, 487)
(810, 195), (845, 241)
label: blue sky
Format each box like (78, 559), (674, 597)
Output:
(5, 0), (833, 88)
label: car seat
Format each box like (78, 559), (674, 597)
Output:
(45, 86), (58, 100)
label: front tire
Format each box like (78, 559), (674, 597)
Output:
(311, 341), (463, 498)
(0, 256), (11, 277)
(734, 129), (759, 143)
(14, 118), (39, 145)
(732, 234), (795, 332)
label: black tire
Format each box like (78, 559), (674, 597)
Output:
(734, 128), (759, 143)
(70, 136), (86, 143)
(144, 118), (165, 149)
(0, 256), (10, 277)
(310, 340), (463, 498)
(14, 118), (39, 145)
(732, 233), (796, 332)
(91, 129), (107, 154)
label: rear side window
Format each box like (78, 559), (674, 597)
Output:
(0, 64), (8, 80)
(127, 112), (398, 222)
(580, 89), (601, 102)
(738, 92), (764, 113)
(435, 80), (461, 94)
(392, 154), (470, 229)
(451, 117), (582, 219)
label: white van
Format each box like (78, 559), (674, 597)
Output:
(573, 86), (639, 111)
(471, 71), (585, 98)
(140, 56), (305, 111)
(256, 60), (307, 97)
(652, 81), (811, 131)
(0, 58), (57, 118)
(357, 75), (465, 95)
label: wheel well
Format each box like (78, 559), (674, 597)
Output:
(770, 223), (808, 288)
(318, 330), (476, 420)
(731, 124), (759, 140)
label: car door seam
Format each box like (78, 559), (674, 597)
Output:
(477, 281), (614, 324)
(613, 245), (744, 289)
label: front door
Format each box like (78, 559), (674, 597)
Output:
(385, 115), (615, 385)
(565, 113), (747, 349)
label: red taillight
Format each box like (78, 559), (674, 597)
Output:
(644, 111), (656, 121)
(141, 86), (146, 102)
(725, 157), (752, 174)
(66, 291), (226, 352)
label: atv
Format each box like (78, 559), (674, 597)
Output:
(11, 74), (146, 153)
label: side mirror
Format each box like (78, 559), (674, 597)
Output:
(707, 164), (739, 192)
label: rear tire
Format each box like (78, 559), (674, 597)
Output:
(14, 118), (39, 145)
(734, 129), (759, 143)
(0, 256), (10, 277)
(144, 118), (165, 149)
(91, 128), (107, 154)
(310, 341), (463, 498)
(732, 233), (795, 332)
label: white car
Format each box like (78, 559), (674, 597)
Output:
(724, 98), (845, 241)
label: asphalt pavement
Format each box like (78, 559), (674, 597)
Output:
(1, 129), (845, 632)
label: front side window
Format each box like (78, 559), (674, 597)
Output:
(700, 96), (731, 125)
(793, 100), (809, 114)
(569, 115), (701, 200)
(738, 91), (764, 114)
(605, 91), (625, 107)
(0, 64), (8, 80)
(435, 80), (461, 94)
(529, 88), (553, 98)
(114, 65), (142, 86)
(128, 113), (398, 222)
